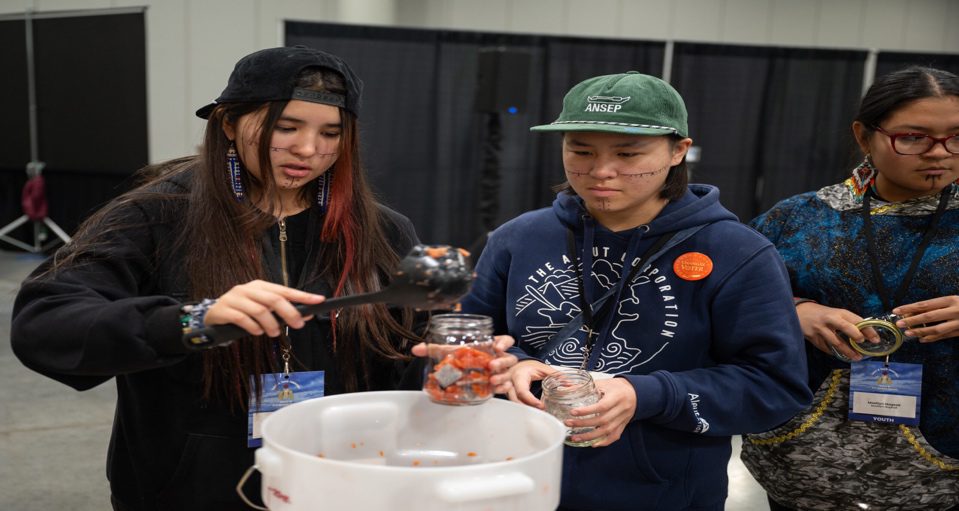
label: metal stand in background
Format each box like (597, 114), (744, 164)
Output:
(467, 112), (502, 260)
(0, 162), (71, 253)
(0, 8), (71, 253)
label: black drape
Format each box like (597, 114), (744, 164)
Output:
(0, 12), (146, 243)
(0, 19), (30, 235)
(8, 16), (953, 253)
(875, 52), (959, 81)
(0, 20), (30, 172)
(671, 44), (865, 221)
(286, 22), (663, 248)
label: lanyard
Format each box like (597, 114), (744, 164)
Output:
(565, 227), (674, 368)
(860, 188), (949, 311)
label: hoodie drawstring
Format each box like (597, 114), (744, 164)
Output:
(570, 216), (651, 369)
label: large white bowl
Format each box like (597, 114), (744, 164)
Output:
(248, 390), (565, 510)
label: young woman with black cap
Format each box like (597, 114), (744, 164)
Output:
(10, 46), (515, 510)
(459, 71), (813, 510)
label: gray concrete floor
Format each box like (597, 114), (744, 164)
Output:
(0, 248), (771, 510)
(0, 250), (115, 510)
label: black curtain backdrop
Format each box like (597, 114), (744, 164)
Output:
(0, 12), (147, 246)
(7, 15), (953, 253)
(0, 20), (30, 172)
(875, 52), (959, 81)
(672, 44), (865, 221)
(286, 22), (663, 248)
(0, 19), (30, 236)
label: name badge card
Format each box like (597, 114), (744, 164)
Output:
(848, 361), (921, 426)
(247, 370), (325, 447)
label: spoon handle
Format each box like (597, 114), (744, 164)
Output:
(181, 290), (389, 348)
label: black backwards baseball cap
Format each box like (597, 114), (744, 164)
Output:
(195, 45), (363, 119)
(530, 71), (688, 137)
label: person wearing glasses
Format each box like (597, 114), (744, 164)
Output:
(461, 71), (813, 510)
(742, 66), (959, 510)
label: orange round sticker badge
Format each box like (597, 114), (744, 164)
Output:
(673, 252), (713, 281)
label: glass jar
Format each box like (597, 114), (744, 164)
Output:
(832, 312), (918, 361)
(423, 313), (495, 406)
(542, 367), (605, 447)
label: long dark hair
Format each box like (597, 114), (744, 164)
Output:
(190, 67), (419, 406)
(855, 66), (959, 136)
(43, 67), (419, 408)
(553, 134), (689, 200)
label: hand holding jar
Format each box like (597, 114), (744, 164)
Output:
(540, 368), (637, 448)
(841, 312), (917, 359)
(542, 368), (603, 446)
(413, 313), (517, 405)
(794, 301), (873, 361)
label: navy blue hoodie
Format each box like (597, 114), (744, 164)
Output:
(462, 184), (812, 511)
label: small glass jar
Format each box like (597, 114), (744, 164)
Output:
(832, 312), (917, 361)
(423, 313), (495, 406)
(542, 367), (604, 447)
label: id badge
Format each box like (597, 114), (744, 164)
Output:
(247, 370), (325, 447)
(848, 361), (922, 426)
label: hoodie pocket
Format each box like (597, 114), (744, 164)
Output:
(155, 433), (257, 510)
(561, 422), (668, 510)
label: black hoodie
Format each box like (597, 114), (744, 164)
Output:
(11, 168), (422, 510)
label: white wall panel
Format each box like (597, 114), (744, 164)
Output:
(619, 0), (673, 41)
(508, 0), (566, 35)
(445, 0), (509, 31)
(141, 0), (189, 162)
(861, 0), (907, 49)
(566, 0), (620, 38)
(35, 0), (110, 9)
(672, 0), (723, 42)
(394, 0), (436, 27)
(0, 0), (28, 15)
(768, 0), (818, 47)
(419, 0), (449, 28)
(186, 0), (258, 150)
(337, 0), (396, 25)
(110, 0), (152, 7)
(722, 0), (771, 45)
(945, 0), (959, 53)
(257, 0), (333, 52)
(817, 0), (864, 49)
(903, 0), (950, 52)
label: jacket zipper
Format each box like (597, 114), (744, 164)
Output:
(278, 218), (289, 287)
(278, 218), (292, 376)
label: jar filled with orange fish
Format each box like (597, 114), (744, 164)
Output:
(423, 314), (495, 405)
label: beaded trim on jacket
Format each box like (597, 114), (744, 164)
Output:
(816, 181), (959, 216)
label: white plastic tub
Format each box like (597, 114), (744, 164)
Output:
(243, 390), (565, 510)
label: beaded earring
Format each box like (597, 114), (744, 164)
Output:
(851, 154), (877, 197)
(227, 143), (244, 200)
(316, 171), (332, 215)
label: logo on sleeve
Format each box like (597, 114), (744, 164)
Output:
(585, 95), (631, 113)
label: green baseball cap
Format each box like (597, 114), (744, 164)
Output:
(530, 71), (688, 137)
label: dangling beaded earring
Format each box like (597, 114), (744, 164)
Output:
(851, 154), (877, 197)
(227, 143), (244, 200)
(316, 171), (332, 215)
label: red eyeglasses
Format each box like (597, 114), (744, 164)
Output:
(873, 126), (959, 155)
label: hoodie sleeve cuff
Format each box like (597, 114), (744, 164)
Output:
(145, 303), (194, 355)
(620, 374), (667, 421)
